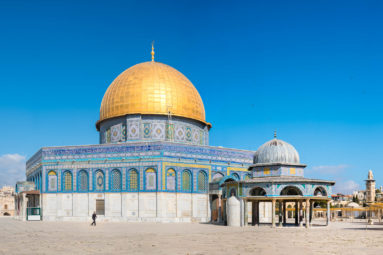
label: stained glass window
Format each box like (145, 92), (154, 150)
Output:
(167, 169), (176, 191)
(78, 170), (88, 191)
(95, 170), (104, 191)
(145, 169), (156, 190)
(111, 169), (122, 190)
(198, 171), (207, 192)
(182, 170), (191, 192)
(128, 169), (138, 191)
(63, 171), (72, 191)
(48, 171), (57, 191)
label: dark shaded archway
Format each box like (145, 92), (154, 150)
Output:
(249, 187), (267, 196)
(280, 186), (303, 196)
(314, 187), (327, 196)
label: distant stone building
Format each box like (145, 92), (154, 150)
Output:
(366, 170), (376, 203)
(330, 194), (352, 208)
(352, 190), (366, 204)
(0, 186), (15, 216)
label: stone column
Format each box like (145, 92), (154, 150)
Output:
(309, 201), (313, 223)
(252, 201), (259, 226)
(305, 199), (310, 228)
(295, 201), (299, 226)
(244, 199), (248, 226)
(326, 201), (330, 226)
(272, 199), (276, 228)
(223, 200), (227, 226)
(299, 201), (304, 227)
(22, 193), (28, 221)
(279, 201), (283, 227)
(283, 201), (287, 225)
(218, 196), (222, 223)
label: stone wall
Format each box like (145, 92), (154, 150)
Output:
(0, 186), (15, 216)
(41, 192), (209, 222)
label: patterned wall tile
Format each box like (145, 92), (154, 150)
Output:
(193, 129), (199, 144)
(175, 125), (185, 142)
(111, 124), (122, 143)
(152, 123), (165, 140)
(166, 123), (174, 141)
(185, 127), (192, 142)
(143, 123), (151, 139)
(128, 121), (140, 139)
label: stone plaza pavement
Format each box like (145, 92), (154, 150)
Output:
(0, 217), (383, 255)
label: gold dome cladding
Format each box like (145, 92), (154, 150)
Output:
(98, 61), (208, 127)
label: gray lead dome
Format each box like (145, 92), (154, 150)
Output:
(254, 138), (300, 164)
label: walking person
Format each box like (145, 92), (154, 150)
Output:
(91, 211), (97, 226)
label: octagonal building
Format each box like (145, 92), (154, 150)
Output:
(19, 49), (334, 225)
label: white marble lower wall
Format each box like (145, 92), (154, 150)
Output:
(41, 192), (209, 222)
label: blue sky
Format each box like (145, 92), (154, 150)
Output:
(0, 0), (382, 192)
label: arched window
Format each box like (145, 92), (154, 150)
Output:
(166, 169), (176, 191)
(212, 172), (224, 181)
(182, 170), (192, 192)
(95, 170), (105, 191)
(145, 169), (156, 190)
(111, 169), (122, 191)
(198, 171), (207, 192)
(78, 170), (88, 191)
(48, 171), (57, 191)
(128, 169), (139, 191)
(232, 173), (240, 180)
(63, 171), (72, 191)
(4, 204), (8, 210)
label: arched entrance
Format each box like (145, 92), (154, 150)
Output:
(314, 187), (327, 196)
(249, 187), (266, 196)
(280, 186), (303, 226)
(280, 186), (303, 196)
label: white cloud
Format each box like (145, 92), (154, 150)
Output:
(308, 164), (360, 195)
(0, 154), (26, 187)
(311, 164), (349, 175)
(333, 180), (360, 195)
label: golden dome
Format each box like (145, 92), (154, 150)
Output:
(97, 61), (209, 129)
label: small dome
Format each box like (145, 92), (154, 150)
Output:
(254, 138), (300, 164)
(346, 202), (360, 208)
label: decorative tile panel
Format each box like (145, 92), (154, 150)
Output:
(128, 121), (140, 139)
(166, 123), (174, 141)
(175, 125), (185, 142)
(152, 123), (165, 140)
(143, 123), (151, 139)
(111, 124), (122, 143)
(185, 127), (192, 142)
